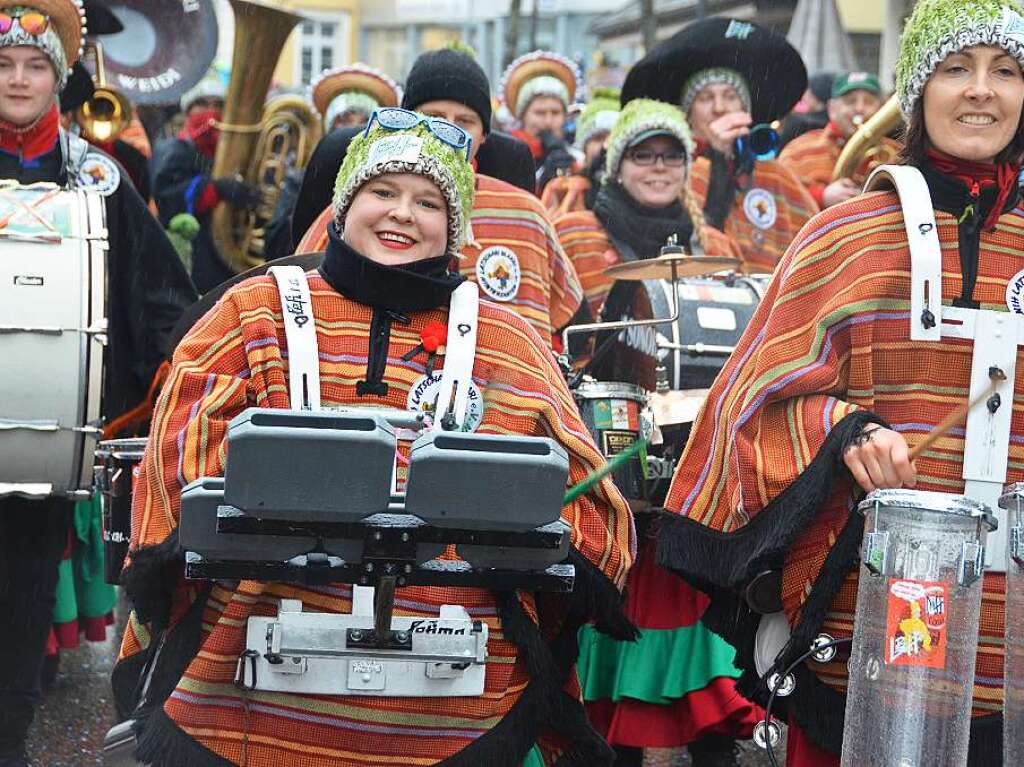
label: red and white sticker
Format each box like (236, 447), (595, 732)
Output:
(884, 578), (947, 669)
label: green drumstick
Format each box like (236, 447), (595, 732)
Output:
(563, 438), (648, 505)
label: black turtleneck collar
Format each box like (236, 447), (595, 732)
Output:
(916, 156), (1021, 223)
(318, 221), (464, 314)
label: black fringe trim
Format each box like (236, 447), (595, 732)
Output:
(656, 410), (884, 592)
(120, 529), (184, 630)
(136, 707), (234, 767)
(565, 548), (638, 642)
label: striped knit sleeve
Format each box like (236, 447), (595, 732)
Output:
(131, 292), (254, 549)
(663, 198), (902, 531)
(537, 201), (585, 333)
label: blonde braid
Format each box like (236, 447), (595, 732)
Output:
(683, 182), (710, 254)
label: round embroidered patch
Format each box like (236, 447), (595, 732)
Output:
(1006, 268), (1024, 314)
(475, 246), (521, 302)
(407, 371), (484, 432)
(77, 154), (121, 197)
(743, 188), (777, 230)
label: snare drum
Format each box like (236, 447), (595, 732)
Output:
(841, 490), (996, 767)
(95, 438), (147, 584)
(573, 381), (648, 500)
(0, 183), (108, 498)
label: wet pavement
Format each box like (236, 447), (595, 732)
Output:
(25, 606), (125, 767)
(24, 600), (782, 767)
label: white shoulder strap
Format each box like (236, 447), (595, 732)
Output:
(269, 266), (321, 410)
(434, 281), (479, 431)
(865, 165), (942, 342)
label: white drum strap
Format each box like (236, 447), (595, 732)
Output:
(433, 281), (479, 432)
(865, 165), (942, 341)
(269, 266), (321, 411)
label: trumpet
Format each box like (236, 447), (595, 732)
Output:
(76, 41), (133, 143)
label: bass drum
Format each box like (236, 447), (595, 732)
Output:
(645, 275), (764, 390)
(0, 184), (107, 498)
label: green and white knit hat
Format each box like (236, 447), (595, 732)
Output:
(605, 98), (695, 179)
(679, 67), (752, 116)
(574, 87), (620, 150)
(332, 119), (476, 258)
(895, 0), (1024, 117)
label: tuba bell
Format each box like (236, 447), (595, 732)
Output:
(76, 41), (133, 143)
(210, 0), (308, 274)
(832, 95), (904, 182)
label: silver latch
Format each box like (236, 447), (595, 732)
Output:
(958, 541), (985, 587)
(863, 530), (890, 576)
(1012, 526), (1024, 569)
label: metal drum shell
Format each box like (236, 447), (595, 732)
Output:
(1001, 483), (1024, 765)
(95, 437), (148, 583)
(573, 380), (648, 501)
(841, 489), (995, 767)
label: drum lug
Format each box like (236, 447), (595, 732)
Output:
(752, 718), (782, 750)
(863, 530), (890, 576)
(958, 541), (985, 586)
(767, 671), (796, 697)
(1012, 526), (1024, 569)
(810, 633), (838, 663)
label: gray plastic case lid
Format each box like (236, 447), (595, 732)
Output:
(404, 432), (569, 531)
(224, 408), (397, 522)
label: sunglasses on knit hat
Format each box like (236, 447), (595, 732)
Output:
(364, 107), (472, 159)
(0, 10), (49, 36)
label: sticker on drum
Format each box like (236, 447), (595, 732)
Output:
(602, 430), (637, 456)
(884, 578), (947, 669)
(591, 399), (640, 431)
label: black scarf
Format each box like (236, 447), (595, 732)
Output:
(592, 180), (694, 261)
(318, 221), (464, 313)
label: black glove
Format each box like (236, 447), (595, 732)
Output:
(213, 177), (263, 211)
(538, 145), (575, 191)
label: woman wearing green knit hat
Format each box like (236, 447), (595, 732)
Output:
(115, 108), (636, 767)
(541, 87), (621, 216)
(660, 1), (1024, 765)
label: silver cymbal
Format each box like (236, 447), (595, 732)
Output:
(604, 255), (741, 281)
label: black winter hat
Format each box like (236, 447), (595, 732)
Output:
(402, 48), (492, 134)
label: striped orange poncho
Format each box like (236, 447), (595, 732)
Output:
(777, 122), (902, 208)
(114, 272), (634, 766)
(296, 173), (584, 343)
(660, 181), (1024, 761)
(688, 155), (818, 273)
(553, 209), (742, 320)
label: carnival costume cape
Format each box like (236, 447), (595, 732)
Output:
(297, 174), (586, 342)
(660, 174), (1024, 762)
(778, 123), (902, 208)
(553, 209), (740, 320)
(688, 153), (818, 274)
(113, 251), (634, 765)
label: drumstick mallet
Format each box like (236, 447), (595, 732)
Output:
(563, 438), (648, 505)
(908, 366), (1006, 461)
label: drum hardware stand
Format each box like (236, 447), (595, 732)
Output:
(561, 252), (682, 365)
(654, 340), (735, 358)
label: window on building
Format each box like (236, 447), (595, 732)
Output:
(296, 11), (351, 86)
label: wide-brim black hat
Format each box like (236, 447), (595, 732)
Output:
(621, 18), (807, 124)
(59, 61), (95, 113)
(83, 0), (124, 35)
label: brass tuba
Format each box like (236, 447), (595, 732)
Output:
(76, 42), (133, 143)
(210, 0), (307, 274)
(832, 95), (904, 182)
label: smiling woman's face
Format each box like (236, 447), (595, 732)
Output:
(923, 44), (1024, 163)
(617, 134), (687, 208)
(342, 173), (449, 266)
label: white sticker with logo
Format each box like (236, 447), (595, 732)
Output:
(407, 370), (484, 432)
(724, 20), (754, 40)
(77, 155), (120, 196)
(743, 188), (777, 230)
(368, 134), (424, 166)
(1005, 268), (1024, 314)
(475, 246), (521, 302)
